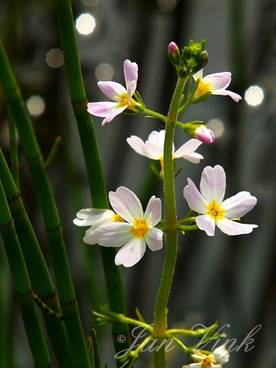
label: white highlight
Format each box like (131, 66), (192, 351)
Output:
(46, 48), (64, 68)
(26, 96), (46, 117)
(76, 13), (96, 35)
(207, 118), (224, 138)
(95, 63), (114, 81)
(244, 85), (264, 107)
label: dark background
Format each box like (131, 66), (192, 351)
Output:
(0, 0), (276, 367)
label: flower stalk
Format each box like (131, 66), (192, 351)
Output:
(153, 77), (186, 365)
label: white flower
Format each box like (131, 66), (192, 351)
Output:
(193, 69), (242, 102)
(127, 130), (204, 167)
(87, 59), (138, 125)
(74, 186), (163, 267)
(183, 165), (258, 236)
(73, 208), (124, 245)
(183, 345), (230, 368)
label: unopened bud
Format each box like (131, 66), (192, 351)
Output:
(168, 41), (181, 67)
(194, 125), (215, 144)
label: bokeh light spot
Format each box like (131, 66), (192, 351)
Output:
(244, 85), (264, 107)
(46, 48), (64, 68)
(207, 118), (225, 138)
(95, 63), (114, 81)
(26, 95), (46, 117)
(75, 13), (96, 35)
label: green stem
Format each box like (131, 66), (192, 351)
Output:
(55, 0), (129, 357)
(0, 40), (91, 367)
(0, 148), (73, 367)
(0, 181), (51, 368)
(8, 112), (19, 187)
(153, 77), (186, 366)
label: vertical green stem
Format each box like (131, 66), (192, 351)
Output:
(8, 112), (19, 187)
(55, 0), (129, 357)
(153, 77), (186, 366)
(0, 181), (51, 368)
(0, 40), (91, 367)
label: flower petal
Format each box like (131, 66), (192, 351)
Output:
(182, 363), (202, 368)
(181, 152), (204, 164)
(83, 227), (100, 245)
(102, 105), (127, 125)
(87, 101), (118, 117)
(123, 59), (138, 97)
(211, 89), (242, 102)
(222, 191), (257, 218)
(109, 186), (143, 223)
(115, 238), (146, 267)
(216, 218), (258, 236)
(213, 345), (230, 364)
(145, 228), (163, 251)
(97, 81), (127, 101)
(126, 135), (146, 157)
(144, 130), (166, 159)
(204, 72), (232, 90)
(183, 178), (207, 214)
(96, 222), (132, 246)
(193, 69), (203, 80)
(174, 139), (203, 158)
(73, 208), (114, 227)
(200, 165), (226, 203)
(195, 215), (215, 236)
(144, 196), (162, 226)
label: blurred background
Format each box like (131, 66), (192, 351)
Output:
(0, 0), (275, 367)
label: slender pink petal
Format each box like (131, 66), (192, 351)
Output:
(174, 139), (203, 158)
(216, 218), (258, 236)
(73, 208), (114, 227)
(102, 105), (127, 125)
(200, 165), (226, 203)
(195, 126), (215, 144)
(87, 101), (118, 117)
(144, 196), (162, 226)
(126, 136), (146, 157)
(115, 238), (146, 267)
(109, 186), (143, 223)
(145, 228), (163, 251)
(97, 81), (127, 101)
(222, 191), (257, 218)
(96, 222), (132, 246)
(195, 215), (216, 236)
(204, 72), (232, 90)
(183, 178), (207, 214)
(212, 89), (242, 102)
(123, 59), (138, 97)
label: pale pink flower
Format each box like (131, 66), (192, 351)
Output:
(193, 69), (242, 102)
(194, 125), (215, 144)
(183, 165), (258, 236)
(127, 130), (204, 168)
(183, 345), (230, 368)
(74, 187), (163, 267)
(87, 59), (138, 125)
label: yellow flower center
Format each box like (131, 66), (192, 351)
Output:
(201, 355), (215, 368)
(117, 93), (136, 110)
(112, 214), (124, 222)
(206, 201), (225, 221)
(130, 218), (149, 238)
(194, 79), (212, 99)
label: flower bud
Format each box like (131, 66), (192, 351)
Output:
(182, 39), (208, 75)
(194, 125), (215, 144)
(168, 41), (181, 67)
(184, 123), (215, 144)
